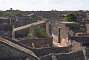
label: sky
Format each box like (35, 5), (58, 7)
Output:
(0, 0), (89, 11)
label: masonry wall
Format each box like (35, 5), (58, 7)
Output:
(51, 20), (70, 47)
(18, 38), (53, 48)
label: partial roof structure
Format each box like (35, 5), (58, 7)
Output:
(0, 37), (39, 60)
(0, 43), (26, 58)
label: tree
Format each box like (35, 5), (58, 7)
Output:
(64, 13), (80, 33)
(64, 14), (77, 22)
(64, 13), (87, 35)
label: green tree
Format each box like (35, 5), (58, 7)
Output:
(64, 14), (80, 33)
(64, 14), (77, 22)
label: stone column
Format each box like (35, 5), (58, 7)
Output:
(46, 22), (53, 47)
(46, 22), (52, 37)
(12, 24), (15, 40)
(58, 27), (61, 43)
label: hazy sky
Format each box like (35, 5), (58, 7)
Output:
(0, 0), (89, 11)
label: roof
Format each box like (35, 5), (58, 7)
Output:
(0, 37), (39, 59)
(0, 43), (26, 58)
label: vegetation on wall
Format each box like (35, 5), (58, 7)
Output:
(28, 26), (48, 38)
(34, 26), (48, 38)
(30, 15), (39, 22)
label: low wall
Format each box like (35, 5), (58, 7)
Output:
(33, 47), (70, 57)
(18, 37), (53, 48)
(40, 50), (84, 60)
(70, 37), (89, 45)
(31, 38), (53, 48)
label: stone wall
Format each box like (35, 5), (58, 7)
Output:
(40, 50), (84, 60)
(71, 37), (89, 45)
(18, 37), (53, 48)
(51, 20), (70, 47)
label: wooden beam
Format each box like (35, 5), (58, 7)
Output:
(13, 20), (46, 32)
